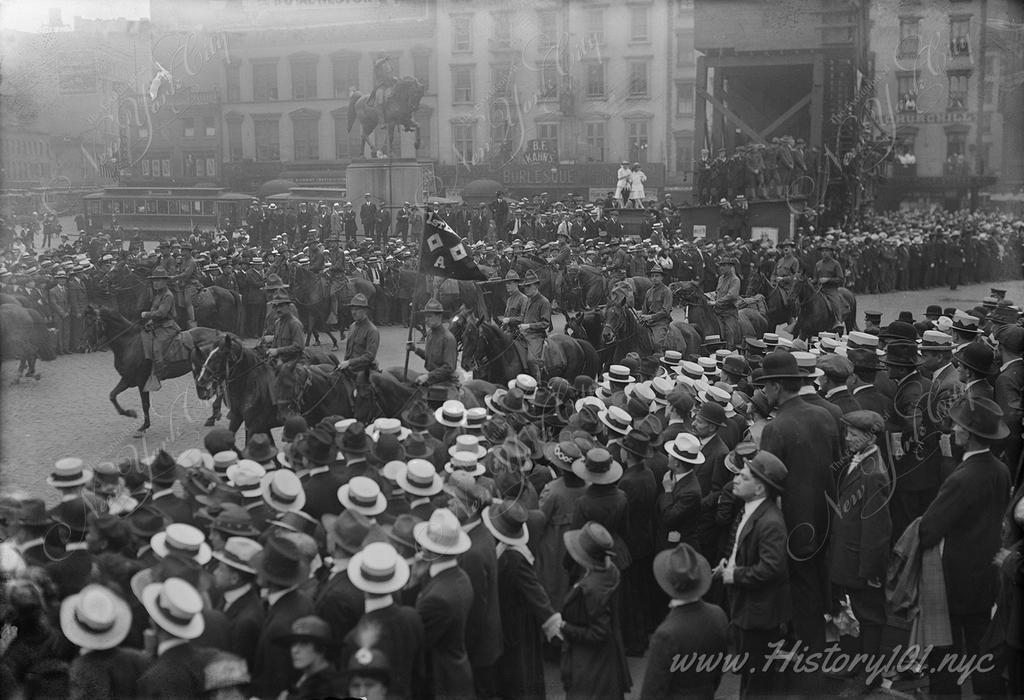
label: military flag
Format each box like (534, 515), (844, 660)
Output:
(418, 212), (487, 281)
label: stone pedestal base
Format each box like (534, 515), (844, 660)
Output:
(346, 160), (426, 228)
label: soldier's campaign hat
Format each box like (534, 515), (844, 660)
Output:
(419, 298), (444, 314)
(518, 270), (541, 287)
(347, 293), (370, 308)
(148, 266), (171, 280)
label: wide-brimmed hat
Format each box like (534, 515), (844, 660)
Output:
(597, 406), (633, 436)
(148, 266), (172, 280)
(542, 439), (584, 472)
(461, 407), (489, 430)
(448, 435), (487, 460)
(401, 400), (437, 430)
(226, 460), (266, 498)
(260, 470), (306, 513)
(17, 498), (51, 528)
(419, 298), (445, 314)
(444, 451), (486, 477)
(347, 293), (370, 308)
(396, 458), (443, 496)
(486, 388), (526, 415)
(141, 578), (205, 640)
(653, 543), (713, 603)
(563, 522), (614, 570)
(619, 431), (652, 459)
(268, 510), (319, 538)
(413, 508), (471, 555)
(491, 438), (533, 473)
(348, 542), (411, 595)
(251, 534), (311, 587)
(518, 270), (540, 287)
(211, 536), (263, 575)
(299, 425), (337, 465)
(434, 400), (467, 428)
(748, 451), (788, 494)
(60, 584), (132, 650)
(664, 433), (705, 464)
(955, 342), (995, 374)
(210, 503), (260, 537)
(571, 447), (623, 485)
(949, 396), (1009, 440)
(275, 615), (334, 648)
(323, 509), (379, 556)
(601, 364), (636, 386)
(370, 433), (406, 465)
(367, 417), (411, 443)
(47, 457), (93, 488)
(951, 312), (981, 335)
(338, 476), (387, 516)
(508, 374), (539, 400)
(482, 500), (529, 546)
(151, 523), (212, 565)
(882, 343), (922, 368)
(243, 434), (277, 463)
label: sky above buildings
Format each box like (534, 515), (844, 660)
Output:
(0, 0), (150, 32)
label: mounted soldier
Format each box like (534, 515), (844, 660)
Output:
(814, 242), (845, 331)
(171, 242), (201, 328)
(140, 265), (179, 390)
(772, 240), (801, 319)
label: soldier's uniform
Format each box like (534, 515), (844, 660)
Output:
(173, 248), (201, 328)
(343, 294), (380, 377)
(511, 271), (551, 378)
(813, 245), (845, 329)
(641, 266), (673, 349)
(713, 258), (742, 348)
(140, 267), (180, 380)
(411, 298), (459, 399)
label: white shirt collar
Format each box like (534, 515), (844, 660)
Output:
(60, 492), (81, 502)
(157, 638), (190, 656)
(221, 583), (252, 608)
(798, 385), (817, 396)
(934, 362), (953, 378)
(825, 386), (846, 398)
(364, 595), (394, 614)
(307, 466), (329, 477)
(65, 541), (89, 552)
(962, 448), (990, 461)
(329, 556), (351, 579)
(267, 585), (298, 607)
(742, 496), (766, 517)
(851, 383), (871, 394)
(668, 598), (699, 608)
(462, 519), (481, 533)
(1002, 358), (1023, 371)
(429, 559), (459, 578)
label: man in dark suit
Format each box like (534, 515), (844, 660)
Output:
(138, 578), (219, 700)
(448, 473), (503, 697)
(658, 433), (704, 552)
(642, 543), (729, 700)
(691, 402), (730, 562)
(817, 354), (859, 414)
(250, 535), (316, 699)
(956, 342), (996, 402)
(717, 451), (791, 699)
(829, 411), (892, 692)
(919, 397), (1011, 698)
(360, 194), (377, 242)
(146, 451), (196, 526)
(298, 425), (346, 520)
(652, 388), (694, 482)
(316, 510), (378, 648)
(756, 351), (838, 693)
(212, 537), (265, 668)
(414, 508), (476, 700)
(994, 326), (1024, 485)
(793, 352), (845, 454)
(919, 330), (961, 476)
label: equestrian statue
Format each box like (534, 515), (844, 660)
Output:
(348, 56), (425, 158)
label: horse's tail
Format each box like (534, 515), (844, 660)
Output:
(348, 92), (361, 133)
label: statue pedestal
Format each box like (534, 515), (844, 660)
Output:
(346, 159), (425, 223)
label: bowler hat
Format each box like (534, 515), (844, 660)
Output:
(251, 534), (310, 587)
(748, 451), (787, 493)
(955, 342), (995, 374)
(752, 351), (804, 382)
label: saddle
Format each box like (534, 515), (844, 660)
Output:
(158, 331), (195, 376)
(738, 294), (767, 316)
(511, 335), (566, 378)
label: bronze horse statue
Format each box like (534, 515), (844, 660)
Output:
(348, 76), (425, 158)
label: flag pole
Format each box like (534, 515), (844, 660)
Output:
(403, 298), (415, 380)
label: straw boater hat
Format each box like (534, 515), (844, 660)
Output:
(482, 500), (530, 546)
(367, 417), (411, 442)
(396, 458), (443, 497)
(664, 433), (706, 464)
(444, 451), (486, 477)
(462, 407), (489, 431)
(48, 457), (93, 489)
(338, 476), (387, 517)
(653, 543), (713, 603)
(448, 434), (487, 460)
(151, 523), (212, 565)
(60, 584), (132, 651)
(141, 578), (205, 640)
(508, 374), (538, 400)
(597, 405), (633, 436)
(413, 508), (471, 555)
(260, 470), (306, 513)
(572, 447), (623, 485)
(435, 400), (467, 428)
(211, 537), (263, 576)
(347, 542), (411, 595)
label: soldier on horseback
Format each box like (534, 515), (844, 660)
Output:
(171, 242), (201, 329)
(712, 256), (743, 349)
(367, 56), (397, 109)
(407, 298), (459, 402)
(507, 270), (551, 379)
(814, 242), (845, 331)
(498, 270), (527, 329)
(337, 292), (379, 381)
(640, 265), (673, 349)
(140, 266), (179, 389)
(772, 240), (801, 319)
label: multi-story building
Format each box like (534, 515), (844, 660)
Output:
(433, 0), (673, 200)
(871, 0), (1014, 209)
(0, 123), (54, 188)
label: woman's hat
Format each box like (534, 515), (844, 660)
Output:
(211, 537), (263, 575)
(151, 523), (212, 565)
(347, 542), (411, 595)
(338, 476), (387, 516)
(949, 396), (1009, 440)
(449, 434), (487, 460)
(47, 457), (93, 489)
(141, 578), (205, 640)
(396, 458), (443, 496)
(275, 615), (334, 648)
(542, 439), (584, 472)
(260, 470), (306, 513)
(434, 400), (467, 428)
(597, 406), (633, 436)
(413, 508), (471, 555)
(571, 447), (623, 485)
(752, 351), (806, 382)
(60, 584), (132, 650)
(444, 451), (485, 477)
(653, 543), (713, 603)
(664, 433), (705, 464)
(251, 534), (311, 587)
(563, 522), (614, 570)
(482, 500), (529, 546)
(748, 451), (788, 494)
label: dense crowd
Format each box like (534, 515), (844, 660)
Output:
(2, 270), (1024, 699)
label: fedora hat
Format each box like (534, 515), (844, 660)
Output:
(563, 522), (614, 570)
(751, 351), (805, 382)
(695, 400), (728, 428)
(653, 543), (713, 603)
(949, 396), (1009, 440)
(434, 400), (467, 428)
(339, 422), (373, 455)
(338, 476), (387, 516)
(401, 400), (437, 430)
(571, 447), (623, 485)
(367, 417), (411, 443)
(251, 534), (310, 587)
(748, 451), (788, 494)
(211, 536), (263, 575)
(243, 434), (277, 464)
(151, 524), (212, 565)
(619, 430), (652, 459)
(348, 542), (411, 595)
(449, 435), (487, 460)
(882, 344), (922, 368)
(347, 293), (370, 308)
(260, 470), (306, 513)
(461, 407), (489, 430)
(486, 388), (526, 415)
(419, 298), (445, 314)
(18, 498), (51, 528)
(597, 406), (633, 436)
(299, 425), (337, 465)
(396, 458), (443, 497)
(323, 509), (379, 556)
(47, 457), (93, 489)
(386, 514), (421, 560)
(210, 503), (260, 537)
(128, 506), (166, 539)
(402, 433), (434, 460)
(141, 578), (205, 640)
(268, 510), (320, 538)
(955, 342), (995, 374)
(664, 433), (705, 464)
(370, 433), (406, 465)
(275, 615), (334, 648)
(542, 439), (584, 472)
(722, 354), (751, 377)
(413, 508), (471, 555)
(444, 451), (485, 477)
(60, 584), (132, 650)
(482, 500), (529, 546)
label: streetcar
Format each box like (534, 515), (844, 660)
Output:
(81, 186), (253, 238)
(265, 186), (348, 204)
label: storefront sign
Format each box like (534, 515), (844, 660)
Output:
(877, 111), (976, 126)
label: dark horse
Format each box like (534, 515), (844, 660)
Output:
(290, 266), (340, 348)
(86, 307), (224, 437)
(460, 313), (601, 384)
(100, 266), (240, 333)
(1, 303), (56, 383)
(369, 367), (497, 418)
(348, 76), (425, 158)
(671, 281), (771, 346)
(566, 305), (702, 366)
(196, 334), (280, 442)
(790, 276), (859, 340)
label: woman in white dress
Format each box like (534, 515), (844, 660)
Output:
(627, 163), (646, 208)
(614, 161), (631, 207)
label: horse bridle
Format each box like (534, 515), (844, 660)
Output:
(601, 303), (642, 348)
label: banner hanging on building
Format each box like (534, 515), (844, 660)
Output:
(418, 213), (487, 281)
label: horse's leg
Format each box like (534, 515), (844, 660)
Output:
(134, 389), (151, 436)
(110, 376), (138, 418)
(228, 411), (244, 437)
(206, 394), (222, 427)
(29, 355), (40, 380)
(326, 330), (339, 349)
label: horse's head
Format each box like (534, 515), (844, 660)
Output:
(601, 302), (625, 345)
(449, 304), (474, 344)
(460, 316), (480, 372)
(396, 77), (425, 112)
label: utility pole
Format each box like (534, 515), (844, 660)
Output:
(974, 0), (988, 178)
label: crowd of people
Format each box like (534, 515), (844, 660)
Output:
(2, 255), (1024, 699)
